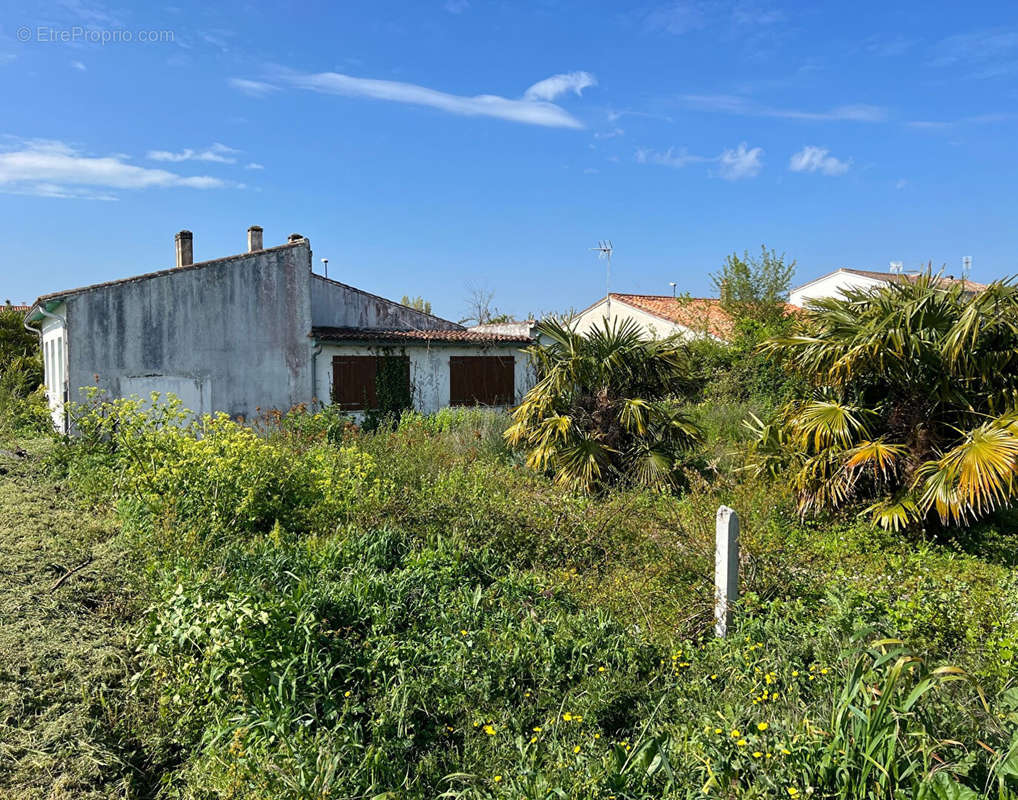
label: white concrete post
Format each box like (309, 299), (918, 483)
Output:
(714, 506), (739, 638)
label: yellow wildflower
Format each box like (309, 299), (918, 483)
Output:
(737, 739), (747, 746)
(752, 751), (762, 758)
(494, 775), (502, 783)
(563, 713), (573, 722)
(483, 724), (496, 736)
(573, 745), (581, 754)
(757, 722), (769, 731)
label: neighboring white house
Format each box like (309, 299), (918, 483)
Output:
(25, 227), (534, 432)
(789, 268), (986, 307)
(571, 293), (741, 342)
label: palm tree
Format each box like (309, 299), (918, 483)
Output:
(505, 317), (701, 491)
(752, 272), (1018, 528)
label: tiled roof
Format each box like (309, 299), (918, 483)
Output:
(843, 268), (988, 292)
(1, 304), (30, 314)
(312, 326), (532, 344)
(609, 294), (802, 341)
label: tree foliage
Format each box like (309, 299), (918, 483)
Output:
(711, 246), (795, 326)
(752, 272), (1018, 529)
(505, 318), (701, 490)
(401, 295), (432, 315)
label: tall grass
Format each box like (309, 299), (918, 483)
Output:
(52, 396), (1018, 799)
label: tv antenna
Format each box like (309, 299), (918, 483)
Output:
(669, 281), (677, 298)
(591, 239), (613, 317)
(321, 257), (329, 279)
(889, 261), (903, 275)
(962, 256), (972, 282)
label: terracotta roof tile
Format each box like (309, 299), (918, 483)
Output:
(312, 326), (532, 344)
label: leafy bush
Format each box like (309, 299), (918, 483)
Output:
(756, 274), (1018, 530)
(0, 309), (49, 441)
(506, 318), (701, 490)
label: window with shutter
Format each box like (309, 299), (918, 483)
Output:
(449, 356), (515, 406)
(332, 356), (377, 410)
(331, 355), (411, 411)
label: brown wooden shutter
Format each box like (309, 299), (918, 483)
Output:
(449, 356), (515, 406)
(332, 356), (377, 410)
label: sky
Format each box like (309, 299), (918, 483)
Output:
(0, 0), (1016, 322)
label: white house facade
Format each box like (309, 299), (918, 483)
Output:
(571, 293), (735, 342)
(789, 268), (987, 307)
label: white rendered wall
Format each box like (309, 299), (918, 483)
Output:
(789, 272), (888, 307)
(571, 298), (693, 340)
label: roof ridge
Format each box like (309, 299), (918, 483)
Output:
(31, 239), (307, 307)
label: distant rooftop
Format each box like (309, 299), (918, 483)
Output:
(607, 294), (799, 341)
(791, 268), (988, 294)
(312, 326), (532, 344)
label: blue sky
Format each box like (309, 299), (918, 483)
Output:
(1, 0), (1016, 321)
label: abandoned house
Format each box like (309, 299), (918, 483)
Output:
(26, 228), (534, 433)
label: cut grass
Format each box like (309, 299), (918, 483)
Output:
(0, 438), (164, 799)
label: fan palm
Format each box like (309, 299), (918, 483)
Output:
(753, 271), (1018, 528)
(505, 317), (701, 491)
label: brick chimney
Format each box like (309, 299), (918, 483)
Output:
(247, 225), (263, 252)
(175, 230), (193, 268)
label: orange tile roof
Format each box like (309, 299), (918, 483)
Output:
(611, 294), (735, 339)
(610, 294), (801, 341)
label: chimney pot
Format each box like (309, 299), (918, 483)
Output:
(174, 230), (193, 268)
(288, 233), (303, 242)
(247, 225), (263, 252)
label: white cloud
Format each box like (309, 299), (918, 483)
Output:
(635, 146), (710, 168)
(647, 1), (784, 40)
(682, 94), (887, 122)
(228, 77), (279, 97)
(930, 29), (1018, 77)
(594, 127), (625, 139)
(522, 71), (597, 102)
(444, 0), (470, 12)
(232, 68), (595, 128)
(635, 142), (762, 179)
(788, 145), (850, 175)
(906, 112), (1016, 130)
(0, 139), (232, 199)
(147, 142), (239, 163)
(71, 60), (86, 71)
(718, 142), (763, 180)
(245, 162), (264, 170)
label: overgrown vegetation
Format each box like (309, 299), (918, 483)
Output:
(754, 275), (1018, 530)
(506, 317), (701, 490)
(0, 307), (49, 442)
(2, 257), (1017, 798)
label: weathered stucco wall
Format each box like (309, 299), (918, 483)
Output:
(317, 342), (535, 415)
(64, 241), (314, 418)
(310, 276), (461, 331)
